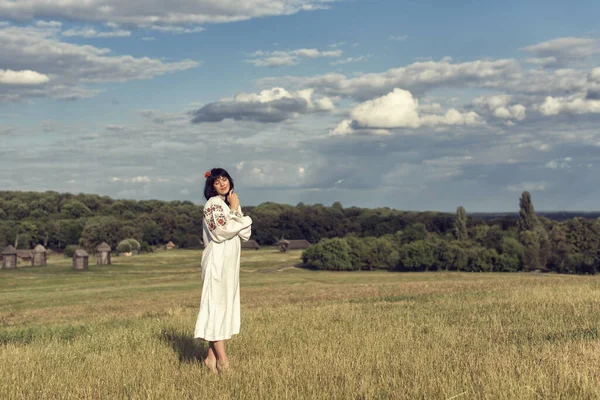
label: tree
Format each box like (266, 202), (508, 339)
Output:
(301, 238), (355, 271)
(517, 191), (550, 270)
(454, 206), (469, 241)
(518, 191), (538, 232)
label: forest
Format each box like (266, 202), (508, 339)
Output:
(0, 190), (598, 274)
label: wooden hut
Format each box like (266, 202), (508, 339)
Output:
(166, 241), (176, 250)
(73, 249), (89, 270)
(276, 239), (311, 252)
(32, 244), (47, 266)
(2, 245), (17, 269)
(96, 242), (111, 265)
(241, 240), (260, 250)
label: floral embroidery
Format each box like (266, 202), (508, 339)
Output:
(232, 210), (242, 218)
(204, 201), (228, 231)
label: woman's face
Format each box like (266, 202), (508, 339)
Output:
(213, 176), (230, 196)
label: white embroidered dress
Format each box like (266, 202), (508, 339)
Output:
(194, 195), (253, 341)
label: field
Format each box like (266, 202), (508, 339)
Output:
(1, 249), (600, 399)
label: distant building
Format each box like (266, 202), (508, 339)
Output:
(73, 249), (89, 270)
(166, 241), (176, 250)
(96, 242), (111, 265)
(276, 239), (311, 252)
(32, 244), (47, 266)
(1, 245), (17, 269)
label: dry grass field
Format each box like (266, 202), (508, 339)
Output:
(1, 249), (599, 399)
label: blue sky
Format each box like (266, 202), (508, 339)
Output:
(1, 0), (600, 212)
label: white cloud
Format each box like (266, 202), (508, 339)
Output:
(131, 176), (151, 183)
(539, 94), (600, 115)
(351, 88), (420, 129)
(390, 35), (408, 41)
(507, 182), (547, 192)
(0, 69), (50, 85)
(62, 27), (131, 38)
(545, 157), (572, 169)
(191, 87), (336, 123)
(0, 25), (199, 102)
(329, 42), (346, 48)
(472, 95), (527, 122)
(147, 25), (205, 34)
(522, 37), (600, 66)
(259, 57), (521, 100)
(330, 55), (371, 66)
(420, 109), (482, 126)
(331, 88), (483, 135)
(0, 0), (339, 28)
(35, 20), (62, 28)
(247, 48), (342, 67)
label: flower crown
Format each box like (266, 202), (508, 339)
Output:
(204, 171), (211, 178)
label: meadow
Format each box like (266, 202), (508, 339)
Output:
(1, 249), (599, 399)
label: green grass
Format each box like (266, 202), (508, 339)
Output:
(1, 249), (600, 399)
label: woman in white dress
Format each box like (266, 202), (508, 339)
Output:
(195, 168), (253, 373)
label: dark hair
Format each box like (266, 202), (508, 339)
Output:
(204, 168), (235, 205)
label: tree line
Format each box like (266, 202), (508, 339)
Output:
(0, 190), (598, 274)
(302, 192), (600, 274)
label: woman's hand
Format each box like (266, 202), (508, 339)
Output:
(228, 191), (240, 210)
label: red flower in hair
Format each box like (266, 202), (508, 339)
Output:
(204, 171), (211, 178)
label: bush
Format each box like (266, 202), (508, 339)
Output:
(64, 245), (77, 258)
(301, 238), (355, 271)
(117, 238), (141, 253)
(345, 236), (398, 270)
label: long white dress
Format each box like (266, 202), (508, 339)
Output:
(194, 194), (253, 341)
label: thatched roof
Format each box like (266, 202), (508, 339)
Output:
(33, 244), (46, 253)
(2, 245), (17, 255)
(74, 249), (88, 257)
(166, 241), (176, 248)
(281, 239), (311, 249)
(97, 242), (111, 251)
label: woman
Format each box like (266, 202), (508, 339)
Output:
(194, 168), (253, 373)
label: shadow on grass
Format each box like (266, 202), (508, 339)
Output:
(159, 328), (207, 364)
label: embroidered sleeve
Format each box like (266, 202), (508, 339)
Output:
(203, 198), (252, 243)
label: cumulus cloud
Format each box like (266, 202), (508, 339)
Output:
(350, 88), (421, 129)
(331, 88), (483, 135)
(0, 69), (50, 85)
(522, 37), (600, 67)
(539, 94), (600, 116)
(472, 95), (526, 122)
(191, 87), (336, 123)
(0, 24), (199, 102)
(0, 0), (339, 28)
(246, 48), (342, 67)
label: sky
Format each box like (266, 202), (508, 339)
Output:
(1, 0), (600, 212)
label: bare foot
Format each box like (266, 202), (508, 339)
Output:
(203, 357), (217, 374)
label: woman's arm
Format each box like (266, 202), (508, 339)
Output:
(204, 198), (252, 243)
